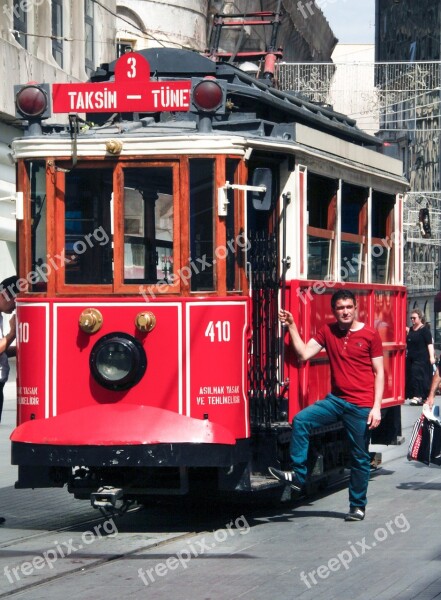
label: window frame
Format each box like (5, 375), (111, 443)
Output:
(117, 162), (179, 291)
(306, 171), (338, 281)
(52, 0), (63, 67)
(340, 182), (368, 283)
(84, 0), (94, 75)
(371, 190), (396, 285)
(13, 0), (27, 48)
(18, 155), (249, 297)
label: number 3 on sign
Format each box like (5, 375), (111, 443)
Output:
(205, 321), (231, 342)
(127, 56), (136, 78)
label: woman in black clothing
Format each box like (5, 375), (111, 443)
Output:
(406, 309), (436, 405)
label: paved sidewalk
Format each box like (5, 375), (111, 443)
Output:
(0, 371), (440, 599)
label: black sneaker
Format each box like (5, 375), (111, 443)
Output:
(344, 507), (365, 521)
(268, 467), (302, 491)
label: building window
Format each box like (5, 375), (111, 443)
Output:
(52, 0), (63, 67)
(116, 41), (133, 58)
(13, 0), (27, 49)
(85, 0), (94, 75)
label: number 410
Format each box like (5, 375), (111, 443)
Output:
(204, 321), (231, 342)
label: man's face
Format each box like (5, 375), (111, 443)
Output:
(332, 298), (356, 329)
(0, 294), (15, 314)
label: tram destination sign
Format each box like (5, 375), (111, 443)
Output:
(52, 53), (191, 113)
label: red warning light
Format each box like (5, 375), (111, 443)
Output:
(192, 77), (224, 112)
(15, 85), (48, 118)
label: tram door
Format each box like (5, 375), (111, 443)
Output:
(247, 163), (282, 429)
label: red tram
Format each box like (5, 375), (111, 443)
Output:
(9, 47), (408, 510)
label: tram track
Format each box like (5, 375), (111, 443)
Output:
(0, 526), (196, 599)
(0, 468), (383, 597)
(0, 498), (256, 598)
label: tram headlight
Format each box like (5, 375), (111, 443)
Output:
(90, 333), (147, 391)
(14, 83), (51, 119)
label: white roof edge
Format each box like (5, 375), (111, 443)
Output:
(294, 123), (404, 177)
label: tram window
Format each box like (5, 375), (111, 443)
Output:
(374, 292), (394, 342)
(123, 168), (174, 285)
(226, 159), (242, 292)
(190, 159), (214, 291)
(341, 183), (368, 282)
(307, 173), (337, 280)
(64, 169), (112, 285)
(29, 161), (47, 292)
(372, 191), (395, 284)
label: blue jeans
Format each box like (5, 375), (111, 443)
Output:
(290, 393), (371, 508)
(0, 381), (4, 422)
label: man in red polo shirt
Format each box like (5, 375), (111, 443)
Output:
(269, 289), (384, 521)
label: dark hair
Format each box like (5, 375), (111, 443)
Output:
(0, 276), (20, 301)
(331, 289), (356, 309)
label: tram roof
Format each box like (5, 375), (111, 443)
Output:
(86, 47), (380, 148)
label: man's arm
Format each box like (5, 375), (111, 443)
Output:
(279, 309), (322, 361)
(428, 342), (436, 365)
(426, 366), (441, 408)
(367, 356), (384, 429)
(0, 314), (15, 355)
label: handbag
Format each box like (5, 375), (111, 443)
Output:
(407, 414), (432, 465)
(430, 419), (441, 465)
(407, 405), (441, 466)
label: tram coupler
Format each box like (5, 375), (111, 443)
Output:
(91, 486), (124, 511)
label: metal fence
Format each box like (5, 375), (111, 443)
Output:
(403, 261), (436, 292)
(277, 61), (441, 135)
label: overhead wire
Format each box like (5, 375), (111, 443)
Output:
(10, 0), (200, 51)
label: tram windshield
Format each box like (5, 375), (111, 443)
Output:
(122, 167), (173, 284)
(65, 168), (113, 284)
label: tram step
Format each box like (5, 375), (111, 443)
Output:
(250, 475), (286, 491)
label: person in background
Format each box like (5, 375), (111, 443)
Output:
(425, 358), (441, 410)
(0, 276), (19, 525)
(406, 309), (435, 405)
(268, 289), (383, 522)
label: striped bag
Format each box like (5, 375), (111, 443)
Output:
(407, 414), (433, 466)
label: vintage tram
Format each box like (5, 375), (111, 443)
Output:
(9, 47), (408, 510)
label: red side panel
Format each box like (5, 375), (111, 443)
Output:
(285, 282), (406, 420)
(186, 302), (248, 438)
(16, 303), (49, 422)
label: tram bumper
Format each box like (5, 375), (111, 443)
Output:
(11, 404), (246, 472)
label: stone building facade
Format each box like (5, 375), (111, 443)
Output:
(376, 0), (441, 344)
(0, 0), (335, 285)
(0, 0), (117, 282)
